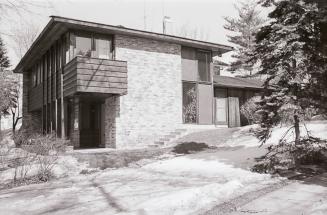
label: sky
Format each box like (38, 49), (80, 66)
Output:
(1, 0), (248, 68)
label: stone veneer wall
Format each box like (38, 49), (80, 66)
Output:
(104, 34), (182, 148)
(22, 73), (42, 133)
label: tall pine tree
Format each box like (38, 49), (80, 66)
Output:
(253, 0), (327, 172)
(0, 37), (10, 71)
(224, 0), (265, 76)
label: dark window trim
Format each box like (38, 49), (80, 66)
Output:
(65, 30), (114, 64)
(182, 80), (199, 124)
(197, 49), (212, 83)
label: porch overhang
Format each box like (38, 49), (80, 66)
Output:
(214, 75), (264, 90)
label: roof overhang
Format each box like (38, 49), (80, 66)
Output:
(14, 16), (234, 74)
(214, 75), (264, 90)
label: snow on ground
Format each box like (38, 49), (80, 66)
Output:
(309, 201), (327, 215)
(174, 120), (327, 149)
(0, 156), (280, 215)
(0, 155), (89, 185)
(229, 173), (327, 215)
(225, 120), (327, 148)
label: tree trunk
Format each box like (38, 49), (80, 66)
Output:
(0, 114), (2, 139)
(294, 114), (300, 145)
(12, 112), (15, 134)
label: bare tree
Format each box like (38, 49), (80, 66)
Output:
(7, 19), (39, 134)
(9, 19), (39, 59)
(0, 70), (20, 134)
(0, 0), (52, 22)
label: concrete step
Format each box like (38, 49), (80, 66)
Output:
(175, 129), (187, 132)
(152, 128), (189, 147)
(169, 131), (182, 136)
(164, 134), (176, 139)
(148, 144), (160, 148)
(154, 141), (165, 145)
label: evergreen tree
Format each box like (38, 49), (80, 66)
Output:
(0, 37), (10, 71)
(253, 0), (327, 172)
(224, 0), (265, 76)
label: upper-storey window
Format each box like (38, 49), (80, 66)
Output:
(197, 51), (211, 82)
(74, 35), (92, 58)
(65, 32), (113, 63)
(31, 61), (42, 88)
(94, 37), (111, 59)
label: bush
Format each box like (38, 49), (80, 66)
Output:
(12, 129), (35, 147)
(172, 142), (209, 154)
(252, 136), (327, 174)
(3, 132), (69, 186)
(240, 96), (261, 125)
(278, 105), (317, 126)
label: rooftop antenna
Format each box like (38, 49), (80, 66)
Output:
(162, 0), (173, 34)
(163, 16), (173, 34)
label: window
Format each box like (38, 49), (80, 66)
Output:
(57, 43), (62, 69)
(31, 70), (37, 88)
(74, 35), (92, 58)
(197, 51), (211, 82)
(65, 32), (113, 64)
(214, 65), (221, 76)
(182, 82), (198, 124)
(37, 62), (42, 85)
(65, 33), (71, 63)
(94, 38), (111, 59)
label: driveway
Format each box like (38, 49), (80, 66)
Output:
(228, 173), (327, 215)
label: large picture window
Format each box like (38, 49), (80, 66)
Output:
(183, 82), (198, 124)
(197, 51), (211, 82)
(65, 32), (113, 64)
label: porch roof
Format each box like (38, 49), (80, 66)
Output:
(213, 75), (264, 90)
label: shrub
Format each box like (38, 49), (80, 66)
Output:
(172, 142), (209, 154)
(12, 129), (34, 147)
(278, 105), (317, 126)
(22, 134), (68, 181)
(252, 136), (327, 174)
(4, 132), (69, 185)
(240, 96), (261, 125)
(0, 137), (13, 171)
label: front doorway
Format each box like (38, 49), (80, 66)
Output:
(215, 89), (228, 125)
(214, 88), (241, 128)
(80, 101), (102, 148)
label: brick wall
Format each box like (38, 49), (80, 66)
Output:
(104, 95), (120, 148)
(107, 34), (182, 148)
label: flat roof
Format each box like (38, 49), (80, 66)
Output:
(14, 16), (233, 73)
(214, 75), (264, 90)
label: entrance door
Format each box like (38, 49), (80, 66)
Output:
(80, 101), (101, 148)
(215, 89), (228, 125)
(228, 97), (241, 127)
(198, 84), (213, 124)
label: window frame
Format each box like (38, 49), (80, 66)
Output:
(182, 81), (199, 124)
(65, 31), (114, 64)
(197, 50), (212, 83)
